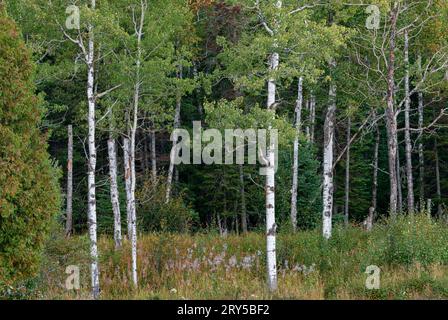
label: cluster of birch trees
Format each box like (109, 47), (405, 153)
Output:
(6, 0), (448, 297)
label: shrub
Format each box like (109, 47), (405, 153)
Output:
(0, 8), (60, 286)
(136, 177), (198, 233)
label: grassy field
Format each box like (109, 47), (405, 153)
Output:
(5, 215), (448, 300)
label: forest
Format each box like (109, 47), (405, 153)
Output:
(1, 0), (448, 300)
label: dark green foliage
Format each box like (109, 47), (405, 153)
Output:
(0, 9), (60, 285)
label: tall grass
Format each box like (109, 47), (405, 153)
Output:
(3, 214), (448, 299)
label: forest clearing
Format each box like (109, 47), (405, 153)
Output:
(1, 0), (448, 302)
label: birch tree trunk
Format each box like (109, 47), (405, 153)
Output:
(435, 139), (442, 217)
(344, 117), (351, 227)
(367, 121), (380, 231)
(290, 76), (303, 232)
(385, 3), (399, 217)
(403, 29), (415, 213)
(166, 66), (182, 203)
(107, 137), (122, 249)
(322, 80), (336, 239)
(418, 56), (425, 210)
(128, 1), (146, 287)
(266, 51), (279, 291)
(86, 0), (100, 298)
(239, 164), (247, 233)
(397, 148), (403, 213)
(151, 129), (157, 180)
(66, 125), (73, 237)
(123, 138), (132, 239)
(310, 93), (316, 144)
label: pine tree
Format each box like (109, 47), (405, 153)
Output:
(0, 6), (60, 285)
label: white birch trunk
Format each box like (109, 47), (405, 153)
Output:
(66, 125), (73, 237)
(123, 138), (132, 239)
(322, 81), (336, 239)
(266, 51), (279, 291)
(86, 0), (100, 298)
(310, 93), (316, 144)
(166, 66), (182, 203)
(367, 121), (380, 231)
(151, 129), (157, 180)
(107, 138), (122, 249)
(418, 55), (425, 210)
(344, 117), (351, 226)
(128, 2), (146, 287)
(434, 139), (442, 217)
(290, 76), (303, 232)
(404, 29), (415, 213)
(385, 3), (399, 217)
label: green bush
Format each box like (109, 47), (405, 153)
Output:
(0, 8), (60, 286)
(137, 177), (198, 233)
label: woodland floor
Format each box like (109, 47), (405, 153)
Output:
(19, 215), (448, 300)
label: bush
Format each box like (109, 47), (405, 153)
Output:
(0, 9), (60, 286)
(137, 177), (198, 233)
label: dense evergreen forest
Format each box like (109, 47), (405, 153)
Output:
(1, 0), (448, 300)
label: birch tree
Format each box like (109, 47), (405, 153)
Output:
(66, 125), (73, 237)
(290, 77), (303, 232)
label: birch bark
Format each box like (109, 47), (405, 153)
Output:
(290, 76), (303, 232)
(66, 125), (73, 237)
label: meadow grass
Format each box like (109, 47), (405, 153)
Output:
(6, 214), (448, 300)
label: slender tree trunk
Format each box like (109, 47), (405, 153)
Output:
(128, 2), (146, 288)
(418, 56), (425, 210)
(193, 61), (203, 119)
(367, 120), (380, 231)
(385, 3), (399, 217)
(123, 138), (132, 240)
(344, 117), (351, 226)
(166, 66), (182, 203)
(150, 129), (157, 180)
(86, 0), (100, 299)
(310, 93), (316, 144)
(239, 164), (247, 233)
(322, 78), (336, 239)
(397, 147), (403, 213)
(66, 125), (73, 237)
(435, 139), (442, 217)
(305, 99), (310, 140)
(108, 137), (122, 249)
(266, 51), (278, 291)
(403, 29), (415, 213)
(290, 76), (303, 232)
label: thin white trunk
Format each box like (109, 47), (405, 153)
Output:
(123, 138), (132, 238)
(128, 2), (145, 287)
(310, 94), (316, 144)
(322, 81), (336, 239)
(86, 0), (100, 299)
(385, 3), (399, 217)
(66, 125), (73, 237)
(418, 55), (425, 210)
(290, 76), (303, 232)
(435, 139), (442, 217)
(151, 129), (157, 180)
(344, 117), (351, 226)
(367, 121), (380, 231)
(397, 148), (403, 213)
(107, 138), (122, 249)
(166, 66), (182, 203)
(404, 29), (415, 213)
(266, 51), (279, 291)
